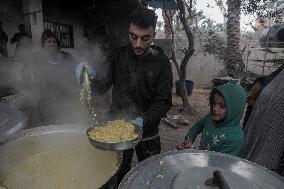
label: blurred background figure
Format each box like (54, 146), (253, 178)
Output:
(20, 29), (81, 127)
(0, 20), (8, 57)
(10, 24), (32, 57)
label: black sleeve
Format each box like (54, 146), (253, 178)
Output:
(91, 49), (116, 95)
(142, 59), (173, 131)
(10, 33), (17, 44)
(3, 32), (8, 42)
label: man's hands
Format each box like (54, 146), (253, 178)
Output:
(130, 117), (144, 128)
(76, 62), (96, 81)
(176, 139), (193, 150)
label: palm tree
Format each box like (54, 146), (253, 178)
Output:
(225, 0), (245, 78)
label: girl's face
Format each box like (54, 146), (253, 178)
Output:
(211, 93), (227, 122)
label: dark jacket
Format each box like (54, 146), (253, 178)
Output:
(10, 31), (32, 55)
(0, 29), (8, 57)
(0, 29), (8, 43)
(10, 31), (29, 44)
(23, 49), (77, 94)
(92, 45), (173, 138)
(243, 69), (284, 172)
(186, 83), (246, 156)
(21, 49), (79, 124)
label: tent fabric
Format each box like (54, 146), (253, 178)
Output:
(147, 0), (177, 9)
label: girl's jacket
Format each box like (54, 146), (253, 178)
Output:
(186, 83), (247, 156)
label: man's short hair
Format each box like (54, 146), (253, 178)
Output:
(129, 8), (158, 29)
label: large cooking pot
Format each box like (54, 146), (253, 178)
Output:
(259, 23), (284, 48)
(0, 104), (27, 143)
(119, 150), (284, 189)
(0, 124), (122, 189)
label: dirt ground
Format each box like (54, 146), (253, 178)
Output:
(132, 87), (211, 165)
(160, 87), (211, 152)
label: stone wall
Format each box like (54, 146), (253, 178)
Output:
(154, 39), (224, 87)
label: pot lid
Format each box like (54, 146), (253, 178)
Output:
(118, 150), (284, 189)
(0, 104), (27, 143)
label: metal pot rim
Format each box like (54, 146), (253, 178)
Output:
(0, 124), (123, 189)
(118, 149), (284, 189)
(0, 124), (87, 146)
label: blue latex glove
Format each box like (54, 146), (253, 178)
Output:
(76, 62), (96, 81)
(130, 117), (144, 128)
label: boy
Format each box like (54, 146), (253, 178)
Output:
(176, 83), (246, 156)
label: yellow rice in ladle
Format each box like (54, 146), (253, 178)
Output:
(88, 119), (138, 142)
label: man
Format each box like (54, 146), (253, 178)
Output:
(76, 8), (173, 185)
(21, 29), (79, 126)
(10, 24), (31, 56)
(0, 21), (8, 57)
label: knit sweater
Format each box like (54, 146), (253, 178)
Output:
(243, 69), (284, 170)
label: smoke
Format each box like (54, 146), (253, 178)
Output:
(75, 43), (113, 122)
(1, 36), (140, 130)
(0, 40), (113, 128)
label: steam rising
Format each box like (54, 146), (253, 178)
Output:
(0, 42), (112, 128)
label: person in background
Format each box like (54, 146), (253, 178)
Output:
(243, 68), (284, 176)
(0, 20), (8, 57)
(10, 24), (31, 57)
(21, 29), (79, 126)
(243, 64), (284, 129)
(177, 83), (246, 157)
(76, 8), (173, 187)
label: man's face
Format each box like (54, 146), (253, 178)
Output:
(44, 37), (58, 52)
(129, 23), (156, 56)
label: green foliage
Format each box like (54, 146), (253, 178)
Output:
(241, 0), (263, 14)
(171, 1), (226, 62)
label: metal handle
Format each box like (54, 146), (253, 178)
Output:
(213, 170), (230, 189)
(204, 170), (231, 189)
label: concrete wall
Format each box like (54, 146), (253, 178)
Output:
(154, 39), (224, 87)
(155, 35), (282, 87)
(22, 0), (44, 49)
(241, 38), (282, 76)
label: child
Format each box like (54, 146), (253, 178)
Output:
(176, 83), (247, 156)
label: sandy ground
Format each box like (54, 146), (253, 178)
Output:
(160, 87), (210, 152)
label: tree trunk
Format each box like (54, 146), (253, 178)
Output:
(225, 0), (245, 78)
(176, 0), (195, 107)
(162, 9), (175, 39)
(166, 0), (194, 108)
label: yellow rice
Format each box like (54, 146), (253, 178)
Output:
(88, 119), (138, 142)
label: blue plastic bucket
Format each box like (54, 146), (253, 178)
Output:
(175, 80), (194, 96)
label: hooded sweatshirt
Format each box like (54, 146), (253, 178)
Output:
(185, 83), (247, 156)
(92, 45), (173, 138)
